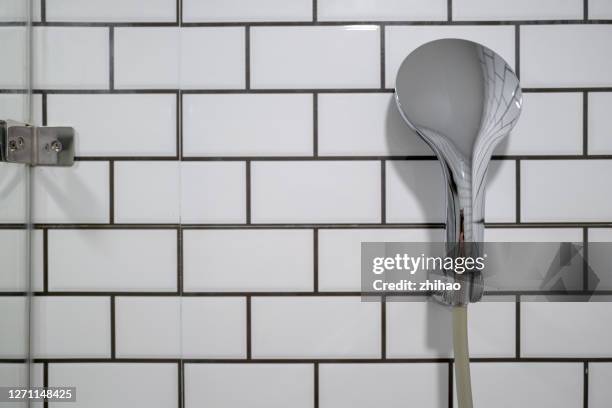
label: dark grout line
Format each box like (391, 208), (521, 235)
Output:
(245, 26), (251, 89)
(515, 24), (520, 78)
(381, 295), (386, 358)
(245, 161), (251, 224)
(41, 93), (47, 125)
(584, 0), (589, 20)
(178, 361), (184, 408)
(448, 361), (453, 408)
(177, 92), (182, 159)
(515, 159), (521, 223)
(314, 362), (319, 408)
(246, 296), (252, 359)
(177, 0), (181, 26)
(22, 290), (612, 297)
(110, 296), (116, 358)
(177, 228), (183, 295)
(109, 27), (115, 90)
(70, 154), (612, 161)
(583, 228), (589, 291)
(40, 0), (46, 23)
(583, 91), (589, 156)
(312, 0), (317, 22)
(43, 362), (48, 408)
(447, 0), (452, 22)
(43, 229), (49, 292)
(584, 361), (589, 408)
(381, 160), (386, 223)
(515, 295), (521, 358)
(313, 229), (319, 292)
(109, 160), (115, 224)
(13, 19), (612, 27)
(380, 25), (386, 89)
(32, 357), (612, 363)
(2, 221), (611, 230)
(313, 93), (318, 156)
(5, 86), (612, 95)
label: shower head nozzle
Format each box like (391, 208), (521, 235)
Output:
(394, 38), (522, 305)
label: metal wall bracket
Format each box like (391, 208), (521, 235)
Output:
(0, 120), (75, 167)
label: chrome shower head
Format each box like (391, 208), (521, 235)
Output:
(395, 38), (522, 305)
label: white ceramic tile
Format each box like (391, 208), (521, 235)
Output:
(465, 363), (582, 408)
(589, 0), (612, 18)
(115, 297), (180, 358)
(522, 303), (612, 357)
(317, 93), (432, 156)
(0, 163), (27, 223)
(183, 0), (312, 22)
(484, 227), (583, 242)
(0, 94), (29, 123)
(32, 161), (109, 223)
(251, 26), (380, 89)
(318, 229), (444, 291)
(185, 364), (313, 408)
(484, 160), (516, 222)
(32, 297), (110, 358)
(252, 297), (380, 358)
(182, 297), (246, 358)
(115, 27), (245, 89)
(0, 27), (27, 89)
(589, 363), (612, 408)
(588, 93), (612, 154)
(0, 0), (28, 21)
(496, 92), (583, 155)
(180, 162), (246, 223)
(318, 0), (446, 21)
(251, 161), (380, 223)
(183, 94), (312, 156)
(46, 0), (176, 22)
(181, 27), (245, 89)
(114, 27), (180, 89)
(48, 229), (177, 291)
(114, 161), (180, 223)
(521, 25), (612, 87)
(587, 228), (612, 290)
(385, 26), (515, 88)
(385, 160), (444, 223)
(47, 94), (177, 157)
(387, 300), (515, 358)
(0, 297), (27, 358)
(0, 230), (28, 291)
(320, 364), (447, 408)
(453, 0), (582, 20)
(33, 27), (109, 89)
(521, 160), (612, 222)
(49, 363), (178, 408)
(183, 230), (313, 291)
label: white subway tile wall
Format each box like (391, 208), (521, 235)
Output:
(183, 93), (313, 156)
(2, 0), (610, 406)
(453, 0), (583, 21)
(521, 25), (612, 87)
(251, 297), (381, 358)
(250, 26), (380, 89)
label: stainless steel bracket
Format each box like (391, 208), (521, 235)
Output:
(0, 119), (75, 166)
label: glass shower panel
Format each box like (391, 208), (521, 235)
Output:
(0, 0), (34, 404)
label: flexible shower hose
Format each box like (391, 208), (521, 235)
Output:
(453, 305), (473, 408)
